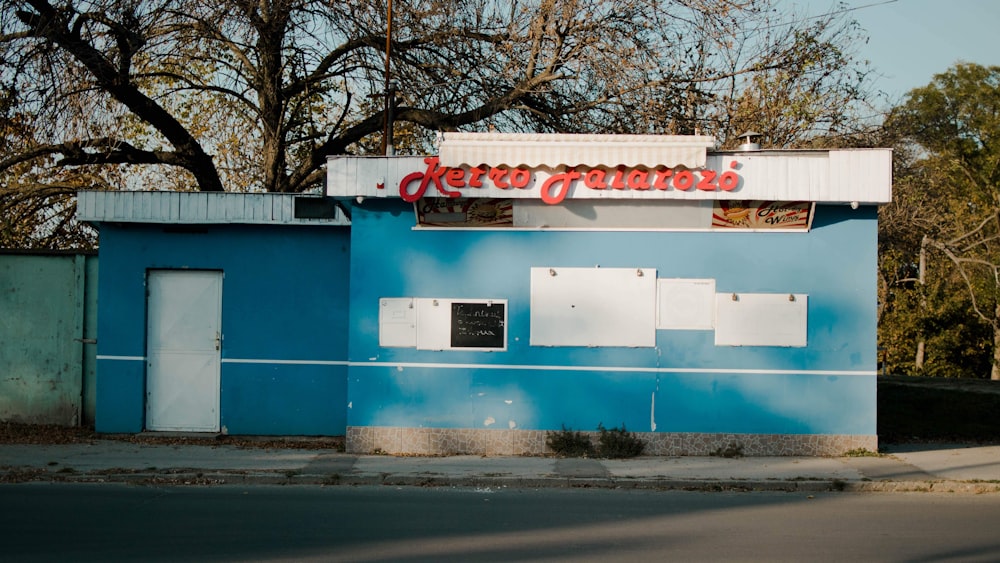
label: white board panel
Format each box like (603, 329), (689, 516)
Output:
(714, 293), (807, 347)
(657, 279), (715, 330)
(415, 298), (451, 350)
(379, 298), (417, 347)
(530, 267), (656, 347)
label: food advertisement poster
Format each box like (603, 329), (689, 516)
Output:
(416, 197), (514, 227)
(712, 201), (811, 229)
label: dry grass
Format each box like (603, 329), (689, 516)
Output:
(0, 421), (343, 451)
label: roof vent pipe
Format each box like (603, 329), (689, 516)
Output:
(738, 131), (761, 151)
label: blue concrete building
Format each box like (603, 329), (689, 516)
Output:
(78, 192), (351, 436)
(329, 133), (892, 456)
(79, 133), (891, 456)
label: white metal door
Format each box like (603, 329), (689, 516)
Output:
(146, 270), (222, 432)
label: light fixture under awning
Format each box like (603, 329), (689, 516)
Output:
(438, 132), (716, 169)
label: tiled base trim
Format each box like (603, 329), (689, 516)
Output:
(346, 426), (877, 457)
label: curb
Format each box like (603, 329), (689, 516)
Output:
(4, 468), (999, 494)
(842, 480), (1000, 494)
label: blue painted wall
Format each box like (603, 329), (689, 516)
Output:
(95, 223), (350, 435)
(347, 200), (877, 436)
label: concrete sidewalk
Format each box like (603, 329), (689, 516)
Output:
(1, 440), (997, 493)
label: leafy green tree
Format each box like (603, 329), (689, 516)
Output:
(882, 63), (1000, 379)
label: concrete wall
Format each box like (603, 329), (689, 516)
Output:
(94, 223), (350, 435)
(0, 252), (97, 426)
(345, 200), (879, 454)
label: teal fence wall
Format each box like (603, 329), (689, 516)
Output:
(0, 251), (97, 426)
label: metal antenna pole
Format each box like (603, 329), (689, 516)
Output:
(382, 0), (394, 155)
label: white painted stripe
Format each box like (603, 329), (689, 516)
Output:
(349, 361), (875, 377)
(96, 355), (145, 362)
(98, 356), (873, 376)
(222, 358), (350, 366)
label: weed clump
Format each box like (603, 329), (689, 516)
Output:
(596, 423), (645, 458)
(842, 448), (881, 457)
(710, 442), (744, 458)
(545, 425), (595, 457)
(546, 424), (645, 459)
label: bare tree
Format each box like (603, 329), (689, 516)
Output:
(0, 0), (874, 247)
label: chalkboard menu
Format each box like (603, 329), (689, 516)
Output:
(451, 302), (506, 349)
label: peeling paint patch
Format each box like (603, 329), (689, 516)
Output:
(484, 416), (495, 427)
(504, 400), (513, 404)
(508, 419), (517, 429)
(650, 391), (657, 432)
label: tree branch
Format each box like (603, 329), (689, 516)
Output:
(18, 0), (224, 191)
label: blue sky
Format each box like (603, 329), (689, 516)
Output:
(785, 0), (1000, 104)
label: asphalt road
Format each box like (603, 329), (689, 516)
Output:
(3, 483), (999, 562)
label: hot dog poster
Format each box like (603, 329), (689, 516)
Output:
(712, 201), (811, 229)
(417, 197), (515, 227)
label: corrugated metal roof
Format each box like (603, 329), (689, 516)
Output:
(326, 149), (892, 204)
(76, 191), (350, 226)
(438, 132), (716, 168)
(706, 149), (892, 203)
(326, 156), (424, 200)
(829, 149), (894, 203)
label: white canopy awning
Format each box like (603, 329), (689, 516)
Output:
(437, 132), (716, 169)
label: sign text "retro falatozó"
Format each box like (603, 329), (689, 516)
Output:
(399, 157), (743, 205)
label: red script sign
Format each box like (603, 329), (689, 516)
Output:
(399, 157), (742, 205)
